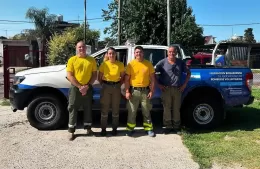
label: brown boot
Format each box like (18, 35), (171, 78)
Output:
(86, 129), (94, 136)
(68, 133), (75, 141)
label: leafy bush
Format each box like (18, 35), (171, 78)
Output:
(47, 25), (100, 65)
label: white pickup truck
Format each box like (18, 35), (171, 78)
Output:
(10, 44), (190, 130)
(9, 43), (254, 130)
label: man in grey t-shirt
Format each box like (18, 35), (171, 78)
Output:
(155, 46), (191, 134)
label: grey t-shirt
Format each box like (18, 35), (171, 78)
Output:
(155, 58), (188, 87)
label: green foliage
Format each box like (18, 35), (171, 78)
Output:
(98, 37), (117, 49)
(0, 36), (7, 39)
(0, 99), (11, 106)
(25, 7), (58, 40)
(47, 25), (100, 65)
(102, 0), (204, 47)
(244, 28), (256, 43)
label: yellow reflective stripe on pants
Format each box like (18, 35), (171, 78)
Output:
(126, 123), (136, 131)
(143, 122), (153, 131)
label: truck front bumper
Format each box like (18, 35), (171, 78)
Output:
(9, 85), (32, 112)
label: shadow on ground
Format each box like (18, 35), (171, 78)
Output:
(56, 110), (165, 138)
(42, 105), (260, 136)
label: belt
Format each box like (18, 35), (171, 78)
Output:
(130, 86), (149, 91)
(103, 80), (120, 85)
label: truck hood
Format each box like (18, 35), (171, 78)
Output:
(16, 65), (66, 76)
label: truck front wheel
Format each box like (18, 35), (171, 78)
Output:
(184, 97), (224, 129)
(27, 95), (67, 130)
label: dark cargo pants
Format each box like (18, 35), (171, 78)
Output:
(126, 88), (153, 131)
(100, 83), (121, 129)
(161, 87), (181, 129)
(68, 85), (93, 133)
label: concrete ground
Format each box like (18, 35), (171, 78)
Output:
(0, 106), (201, 169)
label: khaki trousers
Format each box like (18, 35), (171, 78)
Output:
(100, 83), (121, 129)
(126, 88), (153, 131)
(161, 87), (181, 129)
(68, 85), (93, 133)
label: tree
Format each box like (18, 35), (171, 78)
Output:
(98, 37), (117, 49)
(244, 28), (256, 43)
(25, 7), (58, 41)
(0, 36), (7, 39)
(102, 0), (204, 47)
(47, 24), (100, 65)
(12, 29), (36, 40)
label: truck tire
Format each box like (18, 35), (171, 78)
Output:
(184, 97), (224, 129)
(27, 94), (66, 130)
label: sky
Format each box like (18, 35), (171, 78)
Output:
(0, 0), (260, 42)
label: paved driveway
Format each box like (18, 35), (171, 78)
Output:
(0, 106), (200, 169)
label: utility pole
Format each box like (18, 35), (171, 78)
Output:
(167, 0), (171, 46)
(84, 0), (87, 44)
(118, 0), (122, 45)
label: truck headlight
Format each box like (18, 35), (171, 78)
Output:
(13, 76), (25, 85)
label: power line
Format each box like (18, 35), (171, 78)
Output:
(0, 19), (33, 23)
(67, 17), (103, 22)
(0, 22), (31, 24)
(0, 18), (104, 24)
(199, 23), (260, 27)
(2, 19), (260, 27)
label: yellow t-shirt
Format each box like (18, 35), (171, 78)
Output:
(126, 59), (155, 87)
(66, 55), (97, 85)
(99, 60), (125, 82)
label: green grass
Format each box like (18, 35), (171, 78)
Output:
(252, 88), (260, 102)
(0, 99), (11, 106)
(252, 69), (260, 73)
(183, 89), (260, 169)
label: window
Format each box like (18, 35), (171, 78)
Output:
(94, 49), (128, 67)
(115, 49), (127, 66)
(143, 49), (167, 66)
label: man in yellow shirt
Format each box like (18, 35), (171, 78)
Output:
(125, 46), (156, 137)
(98, 47), (125, 136)
(66, 41), (97, 141)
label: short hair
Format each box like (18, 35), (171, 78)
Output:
(168, 45), (177, 51)
(134, 46), (144, 51)
(75, 40), (85, 46)
(106, 47), (116, 53)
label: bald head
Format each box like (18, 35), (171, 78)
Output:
(76, 41), (86, 57)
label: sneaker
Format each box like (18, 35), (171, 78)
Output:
(147, 130), (155, 137)
(86, 129), (94, 136)
(100, 129), (107, 136)
(163, 128), (172, 135)
(68, 133), (75, 141)
(126, 130), (134, 137)
(111, 129), (117, 136)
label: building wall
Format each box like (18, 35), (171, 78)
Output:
(0, 40), (32, 67)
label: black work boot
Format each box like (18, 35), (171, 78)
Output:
(100, 129), (107, 136)
(111, 128), (117, 136)
(163, 127), (172, 135)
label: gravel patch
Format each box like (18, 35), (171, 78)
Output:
(0, 107), (199, 169)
